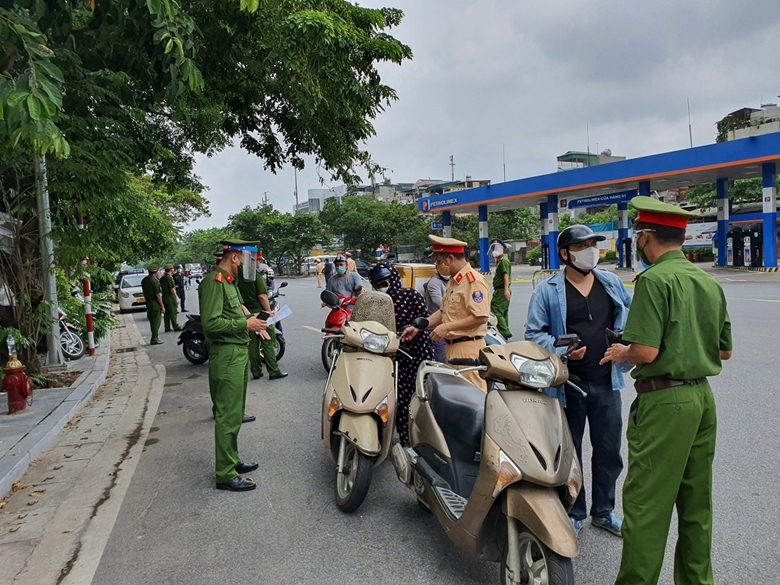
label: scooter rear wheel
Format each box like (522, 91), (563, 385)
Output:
(334, 436), (373, 513)
(500, 527), (573, 585)
(182, 338), (208, 364)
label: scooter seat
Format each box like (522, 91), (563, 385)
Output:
(427, 373), (485, 449)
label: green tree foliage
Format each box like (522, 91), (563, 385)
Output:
(558, 204), (635, 231)
(684, 178), (773, 211)
(228, 204), (328, 271)
(451, 209), (540, 252)
(318, 196), (426, 256)
(173, 227), (241, 268)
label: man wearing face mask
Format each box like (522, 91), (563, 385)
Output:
(601, 197), (732, 585)
(401, 235), (490, 392)
(325, 254), (363, 300)
(525, 225), (632, 538)
(489, 241), (513, 339)
(423, 256), (450, 362)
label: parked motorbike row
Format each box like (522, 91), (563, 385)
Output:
(178, 282), (288, 365)
(318, 289), (585, 585)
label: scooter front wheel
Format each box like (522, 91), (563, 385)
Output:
(500, 524), (573, 585)
(321, 337), (341, 373)
(334, 435), (373, 513)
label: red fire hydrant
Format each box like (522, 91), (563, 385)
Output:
(3, 335), (33, 414)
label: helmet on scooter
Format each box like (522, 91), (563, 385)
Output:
(368, 264), (392, 284)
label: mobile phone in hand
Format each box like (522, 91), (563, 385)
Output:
(257, 311), (271, 321)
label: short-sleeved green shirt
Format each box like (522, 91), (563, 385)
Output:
(160, 274), (176, 298)
(623, 250), (732, 380)
(493, 256), (511, 290)
(141, 274), (161, 309)
(236, 271), (263, 313)
(198, 267), (250, 346)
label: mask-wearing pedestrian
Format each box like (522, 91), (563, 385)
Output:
(491, 248), (502, 258)
(568, 247), (600, 272)
(336, 266), (347, 276)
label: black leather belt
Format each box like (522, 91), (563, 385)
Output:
(635, 377), (705, 394)
(446, 336), (484, 345)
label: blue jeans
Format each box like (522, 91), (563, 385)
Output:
(432, 339), (446, 363)
(564, 378), (624, 521)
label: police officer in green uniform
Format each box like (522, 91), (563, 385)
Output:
(601, 196), (732, 585)
(199, 240), (270, 492)
(141, 262), (165, 345)
(489, 240), (513, 339)
(236, 253), (287, 381)
(160, 264), (181, 332)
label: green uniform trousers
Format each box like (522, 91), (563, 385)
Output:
(208, 342), (249, 484)
(490, 291), (512, 339)
(163, 296), (180, 332)
(146, 306), (162, 344)
(249, 325), (281, 378)
(616, 381), (716, 585)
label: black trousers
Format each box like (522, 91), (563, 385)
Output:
(564, 377), (624, 521)
(177, 287), (186, 311)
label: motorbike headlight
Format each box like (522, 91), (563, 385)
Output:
(360, 329), (390, 353)
(510, 355), (556, 388)
(566, 457), (582, 501)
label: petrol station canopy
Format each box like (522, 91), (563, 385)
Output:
(417, 133), (780, 215)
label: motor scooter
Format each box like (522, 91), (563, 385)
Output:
(320, 293), (356, 373)
(178, 282), (288, 365)
(320, 290), (399, 512)
(391, 323), (584, 585)
(486, 312), (507, 346)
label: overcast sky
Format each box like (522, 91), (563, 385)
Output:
(188, 0), (780, 231)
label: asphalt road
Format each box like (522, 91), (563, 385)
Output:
(91, 275), (780, 585)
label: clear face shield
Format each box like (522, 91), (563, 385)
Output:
(241, 249), (258, 281)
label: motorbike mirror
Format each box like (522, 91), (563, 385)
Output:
(279, 282), (289, 288)
(320, 290), (340, 307)
(410, 317), (429, 330)
(554, 333), (580, 348)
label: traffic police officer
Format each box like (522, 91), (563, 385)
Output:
(601, 196), (732, 585)
(236, 252), (287, 381)
(199, 240), (270, 492)
(401, 235), (491, 392)
(160, 264), (181, 332)
(141, 262), (165, 345)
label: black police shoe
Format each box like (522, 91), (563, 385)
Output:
(242, 414), (256, 423)
(216, 477), (256, 492)
(235, 462), (259, 474)
(269, 373), (288, 380)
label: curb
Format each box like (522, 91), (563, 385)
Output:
(0, 333), (112, 499)
(716, 266), (780, 273)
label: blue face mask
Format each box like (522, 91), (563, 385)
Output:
(336, 266), (347, 276)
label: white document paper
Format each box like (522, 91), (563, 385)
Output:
(266, 304), (292, 326)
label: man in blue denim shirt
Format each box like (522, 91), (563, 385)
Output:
(525, 225), (632, 538)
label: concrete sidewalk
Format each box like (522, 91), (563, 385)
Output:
(0, 333), (111, 499)
(0, 313), (165, 584)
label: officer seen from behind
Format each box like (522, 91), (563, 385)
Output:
(141, 262), (165, 345)
(199, 240), (270, 492)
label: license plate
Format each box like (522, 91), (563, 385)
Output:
(136, 297), (145, 303)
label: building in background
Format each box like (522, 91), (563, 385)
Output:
(556, 149), (625, 171)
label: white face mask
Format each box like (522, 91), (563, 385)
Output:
(491, 248), (502, 258)
(376, 286), (390, 294)
(570, 247), (600, 272)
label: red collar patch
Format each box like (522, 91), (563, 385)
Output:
(455, 273), (463, 284)
(225, 274), (233, 284)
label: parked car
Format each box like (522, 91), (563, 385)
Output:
(354, 259), (372, 278)
(117, 273), (147, 312)
(378, 252), (397, 263)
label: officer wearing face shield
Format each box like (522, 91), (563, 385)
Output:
(199, 240), (270, 492)
(524, 225), (633, 538)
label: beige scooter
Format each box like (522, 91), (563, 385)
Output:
(391, 323), (584, 585)
(320, 290), (400, 513)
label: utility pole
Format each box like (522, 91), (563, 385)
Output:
(293, 168), (299, 214)
(586, 124), (590, 167)
(687, 97), (693, 148)
(35, 154), (63, 366)
(262, 191), (269, 206)
(449, 155), (455, 181)
(502, 144), (506, 182)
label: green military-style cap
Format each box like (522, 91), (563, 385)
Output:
(630, 196), (696, 229)
(221, 239), (259, 252)
(147, 262), (160, 271)
(164, 263), (174, 270)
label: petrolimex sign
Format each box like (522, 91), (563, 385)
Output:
(565, 189), (637, 209)
(418, 196), (460, 213)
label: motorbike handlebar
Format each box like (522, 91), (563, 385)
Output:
(322, 328), (341, 335)
(449, 358), (482, 367)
